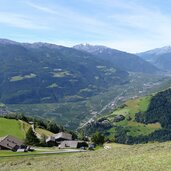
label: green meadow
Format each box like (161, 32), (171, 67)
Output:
(0, 118), (25, 140)
(1, 142), (171, 171)
(0, 118), (53, 140)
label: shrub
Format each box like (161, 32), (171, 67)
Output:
(91, 132), (105, 145)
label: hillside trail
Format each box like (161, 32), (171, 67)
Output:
(31, 123), (41, 139)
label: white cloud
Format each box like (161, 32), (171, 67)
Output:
(26, 1), (107, 33)
(71, 0), (171, 52)
(2, 0), (171, 52)
(103, 1), (171, 51)
(0, 12), (49, 30)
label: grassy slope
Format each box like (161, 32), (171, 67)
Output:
(0, 118), (53, 140)
(101, 96), (161, 138)
(1, 142), (171, 171)
(116, 96), (161, 136)
(35, 128), (54, 137)
(0, 118), (25, 140)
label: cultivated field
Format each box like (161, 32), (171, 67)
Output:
(1, 142), (171, 171)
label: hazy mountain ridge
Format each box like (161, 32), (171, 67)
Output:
(74, 44), (159, 73)
(0, 39), (129, 104)
(137, 46), (171, 58)
(137, 46), (171, 71)
(0, 39), (168, 130)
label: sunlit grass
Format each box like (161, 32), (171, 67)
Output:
(0, 118), (25, 140)
(35, 128), (53, 137)
(1, 142), (171, 171)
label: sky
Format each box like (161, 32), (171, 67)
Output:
(0, 0), (171, 53)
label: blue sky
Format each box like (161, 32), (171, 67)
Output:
(0, 0), (171, 52)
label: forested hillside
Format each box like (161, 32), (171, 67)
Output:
(74, 44), (159, 73)
(85, 88), (171, 144)
(135, 89), (171, 128)
(0, 39), (128, 104)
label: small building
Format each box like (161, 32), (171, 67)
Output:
(46, 132), (72, 146)
(59, 140), (88, 149)
(45, 136), (56, 146)
(54, 132), (72, 142)
(0, 135), (26, 151)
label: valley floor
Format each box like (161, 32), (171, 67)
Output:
(1, 142), (171, 171)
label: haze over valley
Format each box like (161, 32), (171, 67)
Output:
(0, 39), (171, 129)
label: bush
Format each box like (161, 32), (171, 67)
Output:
(91, 132), (105, 145)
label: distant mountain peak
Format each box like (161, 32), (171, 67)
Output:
(22, 42), (63, 49)
(74, 43), (107, 48)
(138, 46), (171, 56)
(0, 38), (19, 45)
(73, 44), (108, 53)
(73, 44), (124, 56)
(0, 38), (65, 50)
(74, 43), (159, 73)
(137, 46), (171, 71)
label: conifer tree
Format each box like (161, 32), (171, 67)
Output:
(25, 127), (40, 145)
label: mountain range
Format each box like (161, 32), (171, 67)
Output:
(0, 39), (159, 104)
(137, 46), (171, 71)
(74, 44), (159, 73)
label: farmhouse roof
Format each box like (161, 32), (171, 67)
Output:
(0, 135), (23, 150)
(53, 132), (72, 140)
(46, 136), (55, 143)
(46, 132), (72, 143)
